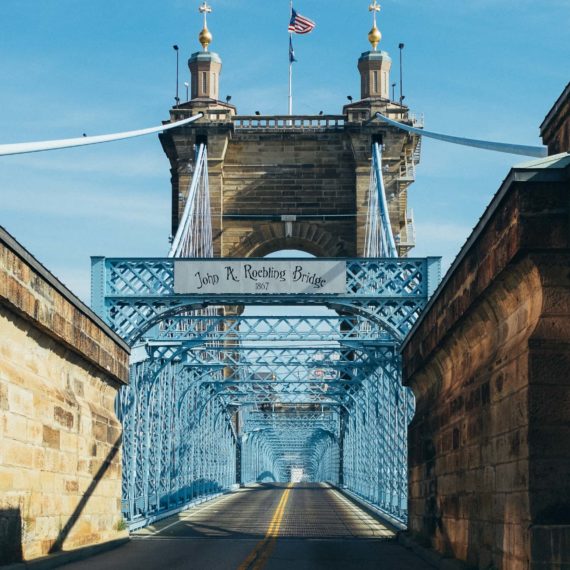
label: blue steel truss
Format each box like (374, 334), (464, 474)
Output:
(91, 257), (440, 343)
(91, 256), (440, 528)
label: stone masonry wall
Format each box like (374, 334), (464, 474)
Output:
(402, 157), (570, 569)
(0, 227), (129, 564)
(159, 112), (419, 260)
(221, 132), (356, 257)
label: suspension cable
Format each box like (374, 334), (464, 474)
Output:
(168, 143), (212, 258)
(0, 113), (203, 157)
(374, 112), (547, 158)
(364, 142), (398, 258)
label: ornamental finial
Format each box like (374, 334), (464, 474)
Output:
(368, 1), (382, 51)
(198, 2), (213, 51)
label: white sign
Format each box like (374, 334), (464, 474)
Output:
(174, 260), (347, 295)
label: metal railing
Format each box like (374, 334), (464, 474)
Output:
(409, 113), (424, 128)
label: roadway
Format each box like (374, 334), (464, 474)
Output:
(64, 483), (433, 569)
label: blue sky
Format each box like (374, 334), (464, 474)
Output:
(0, 0), (568, 303)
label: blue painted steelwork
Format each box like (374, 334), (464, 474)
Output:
(240, 408), (340, 483)
(118, 360), (236, 528)
(92, 254), (439, 526)
(90, 257), (439, 343)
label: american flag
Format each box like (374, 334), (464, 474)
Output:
(288, 8), (316, 35)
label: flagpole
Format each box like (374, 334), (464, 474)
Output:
(288, 0), (293, 115)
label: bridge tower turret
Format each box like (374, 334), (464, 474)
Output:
(183, 2), (236, 116)
(357, 1), (391, 101)
(189, 1), (220, 100)
(161, 1), (422, 258)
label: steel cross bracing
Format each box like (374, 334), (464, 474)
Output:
(118, 360), (237, 528)
(92, 256), (439, 528)
(241, 407), (340, 484)
(146, 315), (395, 344)
(91, 257), (440, 343)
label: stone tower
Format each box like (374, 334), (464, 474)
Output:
(160, 4), (421, 258)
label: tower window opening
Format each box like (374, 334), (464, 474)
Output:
(202, 71), (207, 94)
(373, 71), (378, 94)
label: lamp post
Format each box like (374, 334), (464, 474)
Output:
(398, 43), (405, 107)
(173, 44), (180, 107)
(391, 82), (396, 102)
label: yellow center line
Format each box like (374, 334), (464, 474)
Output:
(237, 483), (293, 570)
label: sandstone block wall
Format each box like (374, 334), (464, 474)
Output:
(222, 132), (356, 257)
(160, 114), (419, 259)
(402, 155), (570, 569)
(0, 227), (129, 564)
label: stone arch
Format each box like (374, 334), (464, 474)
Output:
(227, 222), (352, 258)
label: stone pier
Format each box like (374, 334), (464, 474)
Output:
(402, 153), (570, 569)
(0, 227), (129, 564)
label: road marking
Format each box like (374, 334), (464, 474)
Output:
(237, 484), (292, 570)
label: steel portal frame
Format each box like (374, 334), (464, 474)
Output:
(92, 256), (439, 527)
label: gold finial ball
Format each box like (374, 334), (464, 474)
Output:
(199, 26), (212, 50)
(368, 25), (381, 50)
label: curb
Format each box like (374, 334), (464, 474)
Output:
(397, 533), (474, 570)
(3, 537), (130, 570)
(333, 485), (473, 570)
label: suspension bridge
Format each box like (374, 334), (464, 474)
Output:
(81, 116), (442, 567)
(0, 3), (567, 570)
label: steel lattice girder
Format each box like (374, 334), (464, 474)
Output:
(157, 346), (375, 367)
(117, 360), (238, 528)
(149, 315), (394, 344)
(94, 256), (440, 526)
(91, 257), (441, 343)
(241, 411), (339, 482)
(134, 343), (401, 409)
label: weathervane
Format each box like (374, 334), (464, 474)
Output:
(368, 1), (382, 51)
(198, 2), (213, 51)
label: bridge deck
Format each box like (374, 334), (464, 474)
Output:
(65, 484), (432, 569)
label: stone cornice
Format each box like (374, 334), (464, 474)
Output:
(0, 226), (129, 383)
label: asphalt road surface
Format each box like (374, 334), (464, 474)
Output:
(63, 483), (433, 569)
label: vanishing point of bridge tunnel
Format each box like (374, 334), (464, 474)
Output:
(64, 484), (432, 570)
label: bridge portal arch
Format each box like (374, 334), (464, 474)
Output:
(229, 222), (351, 259)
